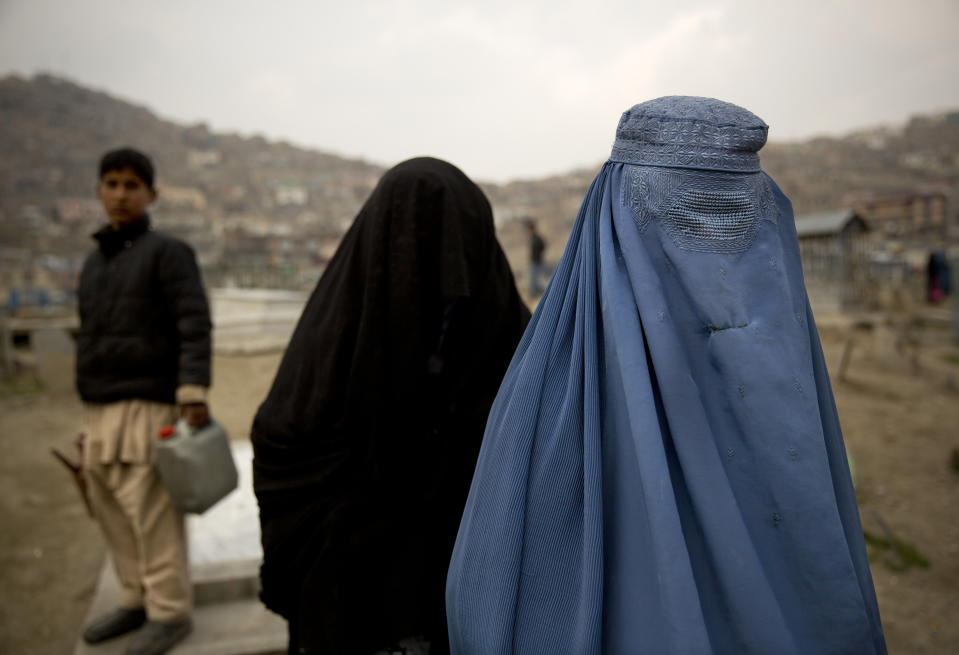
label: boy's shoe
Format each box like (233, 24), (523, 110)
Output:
(82, 607), (147, 643)
(124, 618), (193, 655)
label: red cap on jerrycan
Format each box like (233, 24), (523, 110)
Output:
(157, 425), (176, 440)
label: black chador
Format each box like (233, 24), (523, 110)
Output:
(252, 157), (530, 655)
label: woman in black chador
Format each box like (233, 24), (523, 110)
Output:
(251, 157), (530, 654)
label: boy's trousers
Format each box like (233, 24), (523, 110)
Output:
(83, 400), (192, 622)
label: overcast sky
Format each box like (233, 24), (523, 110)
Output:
(1, 0), (957, 181)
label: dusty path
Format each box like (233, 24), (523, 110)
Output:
(0, 319), (957, 654)
(819, 317), (959, 654)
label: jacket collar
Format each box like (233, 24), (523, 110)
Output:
(93, 214), (151, 255)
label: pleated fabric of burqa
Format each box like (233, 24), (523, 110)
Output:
(446, 97), (887, 655)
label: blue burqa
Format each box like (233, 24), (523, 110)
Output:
(446, 97), (887, 654)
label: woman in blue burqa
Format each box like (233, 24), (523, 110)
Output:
(252, 157), (530, 654)
(446, 97), (887, 654)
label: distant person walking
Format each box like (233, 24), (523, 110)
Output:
(927, 249), (951, 302)
(251, 158), (529, 655)
(527, 219), (546, 296)
(76, 148), (212, 655)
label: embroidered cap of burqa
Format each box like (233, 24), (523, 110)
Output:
(446, 98), (887, 655)
(252, 157), (529, 654)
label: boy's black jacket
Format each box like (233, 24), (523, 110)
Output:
(76, 215), (211, 404)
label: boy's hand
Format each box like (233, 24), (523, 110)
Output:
(180, 402), (210, 428)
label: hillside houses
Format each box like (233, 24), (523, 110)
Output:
(1, 74), (957, 312)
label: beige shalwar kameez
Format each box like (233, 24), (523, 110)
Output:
(82, 385), (206, 622)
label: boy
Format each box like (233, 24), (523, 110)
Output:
(76, 148), (211, 655)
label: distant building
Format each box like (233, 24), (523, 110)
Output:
(795, 210), (873, 312)
(274, 185), (308, 207)
(157, 185), (208, 211)
(187, 149), (222, 169)
(54, 198), (102, 224)
(841, 190), (948, 241)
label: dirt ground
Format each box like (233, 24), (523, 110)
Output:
(0, 331), (283, 655)
(1, 313), (957, 654)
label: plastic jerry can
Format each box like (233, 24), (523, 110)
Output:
(155, 418), (238, 514)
